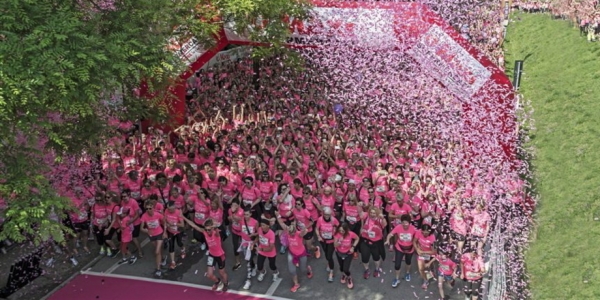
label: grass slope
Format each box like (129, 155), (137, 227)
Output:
(504, 13), (600, 300)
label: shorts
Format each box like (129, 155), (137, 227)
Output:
(437, 271), (454, 282)
(149, 233), (163, 241)
(72, 221), (90, 233)
(303, 230), (314, 241)
(105, 227), (118, 240)
(471, 235), (485, 243)
(451, 231), (466, 242)
(417, 254), (433, 261)
(207, 254), (226, 269)
(132, 224), (141, 238)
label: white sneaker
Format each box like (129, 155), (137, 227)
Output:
(251, 268), (257, 277)
(243, 280), (251, 290)
(273, 272), (280, 281)
(257, 271), (266, 282)
(205, 250), (210, 256)
(200, 243), (207, 251)
(46, 258), (55, 267)
(70, 257), (79, 266)
(246, 268), (252, 279)
(161, 255), (168, 266)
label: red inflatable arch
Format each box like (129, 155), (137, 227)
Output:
(165, 1), (517, 165)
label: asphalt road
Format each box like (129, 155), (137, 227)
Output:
(85, 233), (470, 300)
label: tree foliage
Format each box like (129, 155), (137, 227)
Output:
(0, 0), (310, 244)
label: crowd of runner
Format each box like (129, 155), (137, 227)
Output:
(52, 55), (511, 300)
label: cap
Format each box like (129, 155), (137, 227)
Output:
(167, 200), (176, 207)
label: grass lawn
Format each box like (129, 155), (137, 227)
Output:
(503, 12), (600, 299)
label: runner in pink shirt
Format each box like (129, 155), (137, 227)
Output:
(386, 214), (417, 287)
(140, 202), (165, 277)
(119, 190), (143, 259)
(449, 201), (468, 254)
(461, 249), (485, 300)
(116, 208), (137, 265)
(360, 206), (387, 280)
(276, 214), (313, 293)
(164, 201), (185, 270)
(426, 248), (458, 300)
(468, 201), (491, 253)
(315, 207), (340, 282)
(334, 222), (360, 290)
(228, 199), (244, 271)
(183, 218), (229, 292)
(414, 224), (437, 289)
(256, 219), (280, 282)
(239, 206), (258, 290)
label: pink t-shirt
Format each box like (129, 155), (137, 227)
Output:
(204, 230), (225, 257)
(287, 231), (306, 256)
(92, 203), (113, 227)
(316, 217), (339, 243)
(343, 203), (360, 224)
(164, 208), (183, 234)
(121, 198), (142, 226)
(436, 255), (457, 276)
(391, 224), (417, 253)
(258, 229), (277, 258)
(461, 253), (484, 281)
(292, 208), (313, 232)
(141, 212), (164, 237)
(361, 216), (385, 241)
(120, 215), (134, 243)
(334, 231), (358, 254)
(469, 210), (491, 237)
(229, 207), (244, 235)
(450, 209), (468, 235)
(415, 230), (436, 252)
(240, 217), (258, 242)
(193, 197), (209, 225)
(388, 202), (412, 227)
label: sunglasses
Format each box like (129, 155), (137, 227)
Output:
(145, 207), (154, 210)
(245, 181), (252, 184)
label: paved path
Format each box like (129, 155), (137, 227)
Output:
(76, 232), (470, 300)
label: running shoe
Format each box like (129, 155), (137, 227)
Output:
(363, 269), (370, 279)
(421, 279), (429, 290)
(232, 263), (242, 271)
(161, 255), (168, 266)
(169, 261), (177, 270)
(191, 238), (198, 244)
(118, 258), (128, 265)
(328, 272), (334, 282)
(251, 268), (257, 277)
(347, 277), (354, 289)
(405, 273), (411, 281)
(70, 256), (79, 266)
(392, 278), (400, 288)
(340, 274), (347, 284)
(279, 245), (287, 254)
(212, 280), (221, 291)
(314, 246), (321, 259)
(273, 272), (280, 281)
(243, 280), (251, 290)
(155, 269), (163, 277)
(221, 282), (228, 292)
(307, 266), (313, 279)
(257, 271), (266, 282)
(373, 268), (382, 278)
(99, 247), (106, 256)
(290, 283), (300, 292)
(129, 255), (138, 265)
(107, 248), (119, 258)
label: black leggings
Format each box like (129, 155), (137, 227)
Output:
(167, 232), (183, 253)
(464, 278), (483, 298)
(360, 238), (386, 263)
(93, 225), (107, 246)
(335, 251), (353, 276)
(192, 227), (207, 245)
(231, 233), (241, 257)
(394, 250), (413, 270)
(319, 241), (335, 270)
(257, 254), (277, 271)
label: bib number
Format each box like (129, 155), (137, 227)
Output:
(322, 232), (332, 239)
(367, 231), (376, 239)
(207, 256), (214, 266)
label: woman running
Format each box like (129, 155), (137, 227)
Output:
(164, 200), (185, 269)
(183, 218), (229, 292)
(315, 206), (339, 282)
(360, 206), (387, 280)
(386, 214), (417, 287)
(334, 222), (360, 289)
(276, 213), (313, 292)
(256, 218), (279, 282)
(426, 248), (458, 300)
(461, 248), (485, 300)
(414, 224), (437, 289)
(140, 201), (166, 277)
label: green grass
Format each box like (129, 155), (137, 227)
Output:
(504, 13), (600, 300)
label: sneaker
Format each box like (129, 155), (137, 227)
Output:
(212, 280), (221, 291)
(180, 249), (186, 259)
(118, 258), (128, 265)
(363, 269), (370, 279)
(155, 269), (163, 277)
(99, 247), (106, 256)
(232, 263), (242, 271)
(290, 283), (300, 292)
(221, 282), (228, 292)
(70, 256), (79, 266)
(314, 246), (321, 259)
(373, 268), (382, 278)
(328, 272), (334, 282)
(273, 272), (280, 281)
(405, 273), (411, 281)
(353, 252), (358, 260)
(129, 255), (138, 265)
(169, 262), (177, 270)
(257, 271), (266, 282)
(108, 248), (119, 258)
(307, 266), (313, 279)
(161, 255), (168, 266)
(251, 268), (257, 277)
(326, 266), (332, 272)
(200, 243), (207, 251)
(279, 245), (287, 254)
(341, 274), (347, 284)
(243, 280), (251, 290)
(347, 277), (354, 289)
(191, 239), (198, 244)
(392, 278), (400, 288)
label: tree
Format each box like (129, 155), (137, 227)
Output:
(0, 0), (310, 244)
